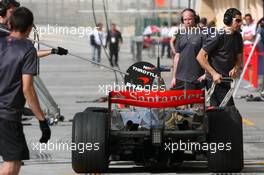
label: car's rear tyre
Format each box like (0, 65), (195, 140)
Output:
(72, 110), (109, 173)
(207, 106), (243, 172)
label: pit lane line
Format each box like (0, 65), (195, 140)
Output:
(243, 118), (256, 126)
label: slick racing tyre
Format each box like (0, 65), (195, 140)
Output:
(72, 110), (110, 173)
(207, 106), (243, 172)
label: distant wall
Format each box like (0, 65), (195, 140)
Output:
(22, 0), (190, 36)
(198, 0), (263, 27)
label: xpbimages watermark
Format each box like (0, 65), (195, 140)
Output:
(173, 25), (231, 38)
(164, 140), (232, 154)
(98, 82), (166, 95)
(32, 141), (100, 154)
(36, 24), (98, 38)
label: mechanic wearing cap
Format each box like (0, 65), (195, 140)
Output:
(0, 7), (51, 175)
(0, 0), (68, 56)
(170, 8), (206, 90)
(197, 8), (243, 106)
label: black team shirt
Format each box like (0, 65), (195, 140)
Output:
(202, 30), (243, 78)
(0, 36), (37, 122)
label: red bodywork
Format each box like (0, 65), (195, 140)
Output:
(110, 90), (205, 108)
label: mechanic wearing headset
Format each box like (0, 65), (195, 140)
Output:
(197, 8), (243, 106)
(0, 0), (68, 57)
(170, 8), (206, 90)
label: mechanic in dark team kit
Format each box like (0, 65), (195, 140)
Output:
(197, 8), (243, 106)
(170, 8), (207, 90)
(106, 23), (123, 67)
(0, 7), (51, 175)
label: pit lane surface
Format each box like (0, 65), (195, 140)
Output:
(1, 35), (264, 174)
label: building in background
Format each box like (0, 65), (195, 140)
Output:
(21, 0), (191, 36)
(21, 0), (263, 36)
(197, 0), (263, 27)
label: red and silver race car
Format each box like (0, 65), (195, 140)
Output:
(71, 62), (243, 173)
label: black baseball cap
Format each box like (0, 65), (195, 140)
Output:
(2, 0), (20, 8)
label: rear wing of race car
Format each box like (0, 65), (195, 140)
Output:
(109, 90), (205, 109)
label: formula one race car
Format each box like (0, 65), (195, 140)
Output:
(71, 61), (243, 173)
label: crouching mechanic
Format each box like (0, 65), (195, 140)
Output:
(0, 7), (51, 175)
(197, 8), (243, 106)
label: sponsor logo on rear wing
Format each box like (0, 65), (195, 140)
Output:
(110, 90), (205, 108)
